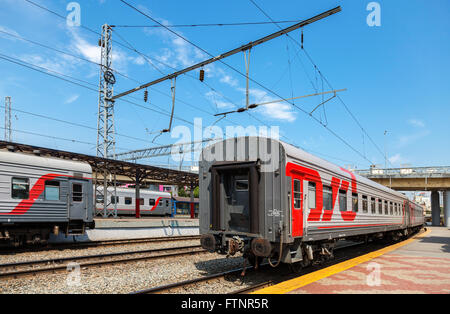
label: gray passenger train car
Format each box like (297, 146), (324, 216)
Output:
(96, 187), (172, 216)
(0, 151), (95, 245)
(199, 137), (424, 267)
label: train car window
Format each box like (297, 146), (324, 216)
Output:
(352, 193), (358, 213)
(339, 190), (347, 212)
(149, 199), (156, 206)
(139, 198), (144, 205)
(96, 195), (104, 204)
(72, 184), (83, 202)
(378, 199), (382, 214)
(362, 195), (368, 213)
(389, 202), (393, 215)
(293, 179), (301, 209)
(323, 186), (332, 211)
(45, 181), (60, 201)
(308, 182), (316, 209)
(371, 197), (376, 214)
(125, 197), (132, 205)
(12, 177), (30, 200)
(110, 196), (120, 204)
(166, 200), (169, 207)
(235, 180), (249, 191)
(158, 199), (163, 206)
(384, 200), (388, 215)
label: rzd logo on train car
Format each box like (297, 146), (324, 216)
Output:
(286, 162), (358, 230)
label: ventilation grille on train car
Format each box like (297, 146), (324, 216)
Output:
(73, 172), (83, 179)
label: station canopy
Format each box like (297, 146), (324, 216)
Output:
(0, 141), (198, 186)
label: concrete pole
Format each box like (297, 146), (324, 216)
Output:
(431, 190), (441, 226)
(190, 182), (195, 219)
(135, 169), (141, 219)
(444, 190), (450, 228)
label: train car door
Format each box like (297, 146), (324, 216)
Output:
(211, 161), (259, 234)
(290, 176), (303, 237)
(69, 179), (88, 220)
(225, 174), (250, 233)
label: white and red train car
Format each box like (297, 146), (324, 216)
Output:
(199, 137), (424, 267)
(96, 187), (172, 216)
(0, 151), (95, 246)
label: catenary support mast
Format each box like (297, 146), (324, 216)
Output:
(96, 24), (118, 218)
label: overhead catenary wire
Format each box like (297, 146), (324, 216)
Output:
(119, 0), (373, 165)
(0, 52), (206, 132)
(19, 0), (366, 167)
(116, 0), (373, 164)
(0, 104), (164, 146)
(0, 28), (136, 83)
(0, 53), (359, 168)
(0, 126), (133, 152)
(113, 20), (306, 28)
(20, 0), (276, 134)
(248, 0), (387, 166)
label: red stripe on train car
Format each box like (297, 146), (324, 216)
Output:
(101, 197), (169, 212)
(0, 174), (91, 216)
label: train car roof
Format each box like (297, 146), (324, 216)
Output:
(280, 140), (409, 200)
(0, 150), (92, 174)
(110, 187), (172, 197)
(201, 136), (411, 201)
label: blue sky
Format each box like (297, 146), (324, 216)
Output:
(0, 0), (449, 170)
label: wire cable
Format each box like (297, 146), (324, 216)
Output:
(248, 0), (386, 166)
(113, 20), (304, 28)
(119, 0), (374, 164)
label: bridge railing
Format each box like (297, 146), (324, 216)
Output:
(355, 166), (450, 178)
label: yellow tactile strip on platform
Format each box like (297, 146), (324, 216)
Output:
(252, 229), (431, 294)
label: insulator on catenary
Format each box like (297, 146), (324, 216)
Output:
(199, 69), (205, 82)
(144, 90), (148, 102)
(301, 29), (304, 49)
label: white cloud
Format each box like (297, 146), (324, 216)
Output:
(70, 31), (101, 64)
(247, 88), (297, 122)
(408, 119), (425, 128)
(65, 94), (80, 104)
(0, 25), (21, 41)
(398, 130), (430, 147)
(19, 54), (69, 75)
(205, 91), (234, 109)
(220, 74), (238, 87)
(389, 153), (407, 165)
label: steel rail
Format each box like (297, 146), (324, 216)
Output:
(132, 241), (366, 294)
(51, 235), (201, 249)
(0, 245), (206, 279)
(0, 235), (201, 254)
(132, 266), (253, 294)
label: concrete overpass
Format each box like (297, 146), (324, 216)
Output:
(355, 166), (450, 227)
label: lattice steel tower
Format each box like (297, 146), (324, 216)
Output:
(4, 97), (11, 142)
(95, 24), (117, 218)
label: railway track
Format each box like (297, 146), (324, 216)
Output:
(0, 244), (207, 280)
(0, 235), (201, 254)
(131, 241), (366, 294)
(132, 267), (254, 294)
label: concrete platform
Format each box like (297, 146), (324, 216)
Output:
(49, 217), (199, 243)
(255, 227), (450, 294)
(94, 217), (199, 229)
